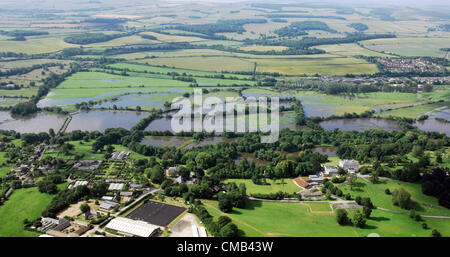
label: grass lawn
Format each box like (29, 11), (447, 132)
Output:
(202, 200), (448, 237)
(0, 183), (67, 237)
(361, 37), (450, 57)
(222, 178), (302, 195)
(338, 178), (450, 217)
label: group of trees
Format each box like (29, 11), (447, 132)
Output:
(421, 168), (450, 208)
(274, 21), (337, 38)
(192, 204), (240, 237)
(173, 19), (267, 36)
(218, 183), (248, 213)
(64, 32), (131, 45)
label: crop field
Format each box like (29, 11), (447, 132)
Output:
(315, 43), (395, 57)
(252, 57), (378, 75)
(46, 71), (191, 99)
(222, 179), (302, 195)
(380, 101), (450, 119)
(140, 31), (206, 43)
(0, 37), (76, 54)
(239, 45), (289, 52)
(360, 37), (450, 57)
(0, 183), (67, 237)
(116, 49), (238, 60)
(139, 56), (255, 73)
(106, 63), (253, 79)
(202, 200), (449, 237)
(83, 35), (159, 48)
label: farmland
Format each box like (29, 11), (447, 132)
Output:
(0, 0), (449, 240)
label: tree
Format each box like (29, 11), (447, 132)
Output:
(217, 216), (232, 229)
(347, 173), (356, 191)
(392, 187), (412, 209)
(352, 212), (366, 228)
(431, 229), (441, 237)
(220, 223), (238, 237)
(335, 209), (349, 225)
(80, 203), (90, 213)
(150, 165), (165, 184)
(362, 206), (372, 219)
(218, 193), (233, 213)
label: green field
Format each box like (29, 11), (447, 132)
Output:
(253, 57), (379, 75)
(0, 183), (67, 237)
(222, 178), (302, 195)
(361, 37), (450, 57)
(338, 178), (450, 217)
(202, 200), (449, 237)
(380, 101), (450, 119)
(0, 37), (76, 54)
(316, 43), (395, 57)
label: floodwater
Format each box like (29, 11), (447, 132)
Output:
(184, 137), (240, 149)
(66, 110), (149, 132)
(319, 118), (402, 132)
(0, 111), (66, 133)
(141, 136), (192, 147)
(311, 146), (337, 157)
(141, 136), (240, 149)
(235, 153), (271, 165)
(414, 119), (450, 136)
(37, 89), (151, 107)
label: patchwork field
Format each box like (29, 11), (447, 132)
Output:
(252, 57), (378, 75)
(360, 37), (450, 57)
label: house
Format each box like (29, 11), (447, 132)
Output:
(108, 183), (124, 191)
(166, 166), (180, 176)
(120, 191), (133, 197)
(84, 210), (101, 220)
(99, 200), (119, 211)
(322, 165), (339, 177)
(129, 183), (143, 190)
(101, 196), (114, 201)
(110, 151), (130, 161)
(53, 218), (71, 232)
(339, 160), (359, 173)
(308, 175), (323, 186)
(294, 177), (311, 188)
(68, 180), (89, 189)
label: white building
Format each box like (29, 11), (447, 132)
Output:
(105, 217), (160, 237)
(339, 160), (359, 173)
(322, 165), (339, 177)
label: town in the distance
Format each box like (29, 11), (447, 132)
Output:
(0, 0), (449, 238)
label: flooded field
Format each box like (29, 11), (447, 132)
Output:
(66, 110), (148, 132)
(0, 111), (66, 133)
(311, 146), (337, 157)
(141, 136), (240, 149)
(141, 136), (192, 147)
(235, 153), (271, 165)
(319, 118), (402, 132)
(414, 119), (450, 136)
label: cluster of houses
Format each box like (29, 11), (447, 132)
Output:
(295, 160), (359, 189)
(38, 217), (90, 238)
(375, 57), (446, 74)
